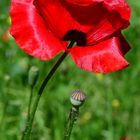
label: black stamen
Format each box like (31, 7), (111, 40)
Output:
(63, 30), (87, 46)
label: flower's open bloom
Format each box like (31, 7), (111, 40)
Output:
(10, 0), (131, 73)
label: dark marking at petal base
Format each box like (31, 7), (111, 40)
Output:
(63, 30), (87, 46)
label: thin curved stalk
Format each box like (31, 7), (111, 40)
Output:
(21, 41), (76, 140)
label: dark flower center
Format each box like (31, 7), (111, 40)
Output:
(63, 30), (87, 46)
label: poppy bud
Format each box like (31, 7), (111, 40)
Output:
(70, 89), (86, 107)
(28, 66), (39, 87)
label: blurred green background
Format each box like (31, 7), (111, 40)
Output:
(0, 0), (140, 140)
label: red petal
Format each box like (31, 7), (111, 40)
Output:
(33, 0), (92, 39)
(66, 0), (131, 23)
(34, 0), (130, 45)
(65, 0), (130, 45)
(86, 19), (118, 45)
(69, 37), (129, 73)
(66, 0), (95, 6)
(12, 0), (34, 3)
(10, 0), (65, 60)
(103, 0), (131, 25)
(117, 33), (131, 55)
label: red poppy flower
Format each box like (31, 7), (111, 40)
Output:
(10, 0), (131, 73)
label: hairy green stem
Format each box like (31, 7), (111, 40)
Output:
(63, 107), (79, 140)
(27, 86), (33, 121)
(21, 41), (76, 140)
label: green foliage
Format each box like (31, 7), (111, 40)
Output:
(0, 0), (140, 140)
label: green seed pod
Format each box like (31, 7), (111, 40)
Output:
(70, 90), (86, 107)
(28, 66), (39, 87)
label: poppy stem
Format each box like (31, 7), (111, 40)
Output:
(63, 107), (79, 140)
(21, 41), (76, 140)
(27, 86), (33, 121)
(63, 90), (86, 140)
